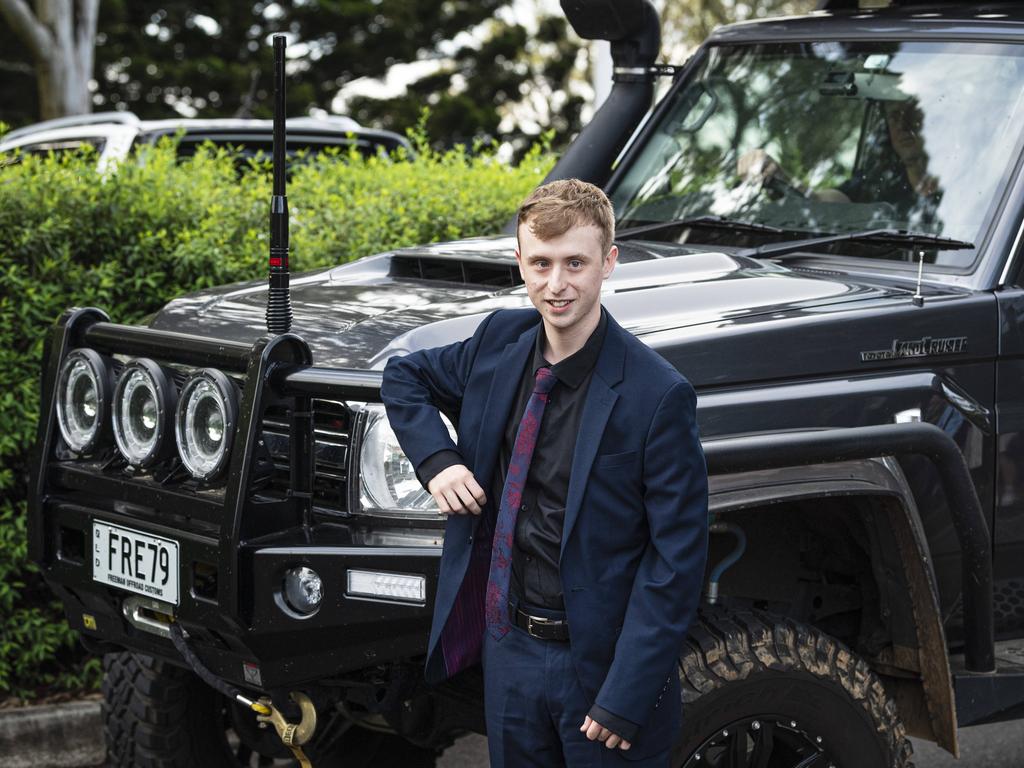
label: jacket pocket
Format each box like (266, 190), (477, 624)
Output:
(595, 450), (638, 468)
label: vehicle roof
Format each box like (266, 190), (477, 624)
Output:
(711, 2), (1024, 44)
(138, 115), (361, 133)
(1, 111), (407, 149)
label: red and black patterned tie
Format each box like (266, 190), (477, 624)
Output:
(485, 366), (557, 638)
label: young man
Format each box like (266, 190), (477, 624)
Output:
(381, 179), (708, 766)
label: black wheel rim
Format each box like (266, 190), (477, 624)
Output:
(681, 715), (837, 768)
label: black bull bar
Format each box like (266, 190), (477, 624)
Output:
(30, 309), (994, 674)
(29, 309), (387, 626)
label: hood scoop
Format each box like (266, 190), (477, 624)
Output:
(389, 253), (524, 288)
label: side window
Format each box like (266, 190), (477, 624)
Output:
(25, 138), (106, 156)
(2, 138), (106, 166)
(170, 137), (392, 176)
(173, 138), (274, 162)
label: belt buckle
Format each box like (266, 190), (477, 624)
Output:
(526, 614), (554, 638)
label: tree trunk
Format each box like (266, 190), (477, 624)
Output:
(0, 0), (99, 120)
(36, 51), (92, 119)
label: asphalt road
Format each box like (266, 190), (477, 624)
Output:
(437, 725), (1024, 766)
(909, 721), (1024, 767)
(61, 713), (1024, 766)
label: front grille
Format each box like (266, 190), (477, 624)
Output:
(261, 399), (353, 513)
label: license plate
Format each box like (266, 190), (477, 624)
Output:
(92, 521), (180, 605)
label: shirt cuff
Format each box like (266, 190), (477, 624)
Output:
(588, 704), (639, 743)
(416, 449), (464, 488)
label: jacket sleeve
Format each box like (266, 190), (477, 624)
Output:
(380, 311), (496, 474)
(594, 380), (709, 729)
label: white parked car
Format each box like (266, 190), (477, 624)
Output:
(0, 111), (410, 170)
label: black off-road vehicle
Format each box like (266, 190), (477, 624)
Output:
(29, 1), (1024, 765)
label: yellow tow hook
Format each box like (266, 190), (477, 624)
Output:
(165, 622), (318, 765)
(250, 692), (318, 768)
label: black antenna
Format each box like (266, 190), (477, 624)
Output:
(266, 34), (292, 334)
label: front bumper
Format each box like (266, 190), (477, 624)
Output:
(31, 308), (443, 692)
(41, 494), (441, 690)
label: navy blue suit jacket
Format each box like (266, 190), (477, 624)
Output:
(381, 308), (708, 756)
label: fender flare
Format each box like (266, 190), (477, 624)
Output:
(703, 422), (991, 673)
(709, 456), (957, 756)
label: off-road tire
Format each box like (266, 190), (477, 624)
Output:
(103, 651), (233, 767)
(674, 609), (915, 768)
(102, 651), (438, 767)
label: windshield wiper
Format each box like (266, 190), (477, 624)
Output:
(735, 229), (974, 259)
(617, 215), (790, 240)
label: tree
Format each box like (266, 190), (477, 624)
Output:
(0, 1), (818, 148)
(658, 0), (817, 59)
(0, 0), (99, 120)
(0, 15), (37, 129)
(90, 2), (517, 118)
(341, 14), (587, 155)
(88, 2), (584, 153)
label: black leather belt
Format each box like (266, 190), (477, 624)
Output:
(512, 605), (570, 641)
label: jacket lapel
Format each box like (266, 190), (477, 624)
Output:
(473, 324), (538, 495)
(560, 317), (626, 561)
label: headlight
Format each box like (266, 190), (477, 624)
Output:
(56, 349), (113, 455)
(175, 369), (237, 481)
(358, 404), (455, 518)
(112, 359), (176, 468)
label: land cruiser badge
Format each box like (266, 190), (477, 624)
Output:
(861, 336), (967, 362)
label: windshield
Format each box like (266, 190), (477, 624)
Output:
(611, 41), (1024, 267)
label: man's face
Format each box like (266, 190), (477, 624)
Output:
(884, 101), (926, 162)
(515, 222), (617, 334)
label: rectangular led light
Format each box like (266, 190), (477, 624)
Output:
(347, 569), (426, 603)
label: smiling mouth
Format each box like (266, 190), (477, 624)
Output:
(547, 299), (573, 308)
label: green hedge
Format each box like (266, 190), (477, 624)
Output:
(0, 131), (553, 701)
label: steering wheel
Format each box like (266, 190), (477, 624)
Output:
(761, 170), (809, 202)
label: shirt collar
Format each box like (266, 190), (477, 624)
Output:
(533, 307), (608, 390)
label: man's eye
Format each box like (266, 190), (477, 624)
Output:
(570, 260), (583, 269)
(535, 261), (549, 269)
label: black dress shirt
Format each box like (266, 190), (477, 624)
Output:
(417, 309), (607, 608)
(498, 310), (606, 610)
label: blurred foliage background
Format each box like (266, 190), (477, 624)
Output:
(0, 1), (817, 153)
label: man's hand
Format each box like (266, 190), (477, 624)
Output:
(579, 715), (631, 751)
(427, 464), (487, 515)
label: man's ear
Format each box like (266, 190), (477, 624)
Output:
(514, 248), (527, 282)
(603, 245), (619, 279)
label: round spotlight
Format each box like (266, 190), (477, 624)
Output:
(112, 359), (176, 468)
(175, 369), (238, 481)
(56, 349), (113, 455)
(283, 566), (323, 615)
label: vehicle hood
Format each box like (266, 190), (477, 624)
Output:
(149, 235), (964, 387)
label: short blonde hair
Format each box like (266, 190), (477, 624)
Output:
(516, 179), (615, 256)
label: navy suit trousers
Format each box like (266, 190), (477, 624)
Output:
(483, 614), (675, 767)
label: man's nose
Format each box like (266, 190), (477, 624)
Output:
(549, 265), (568, 293)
